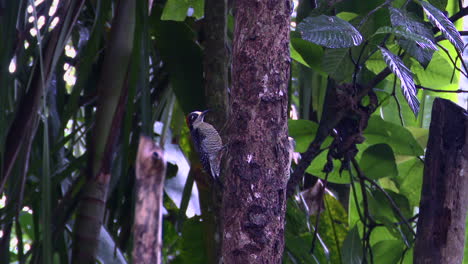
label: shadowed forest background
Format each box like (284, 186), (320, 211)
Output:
(0, 0), (467, 263)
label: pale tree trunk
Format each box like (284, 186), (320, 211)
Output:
(221, 0), (292, 263)
(414, 98), (468, 264)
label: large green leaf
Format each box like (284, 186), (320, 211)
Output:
(322, 48), (354, 83)
(420, 1), (464, 53)
(178, 217), (207, 264)
(374, 26), (437, 51)
(429, 0), (447, 10)
(161, 0), (204, 21)
(388, 7), (435, 67)
(396, 157), (423, 208)
(290, 37), (326, 74)
(371, 240), (405, 264)
(341, 226), (363, 264)
(298, 15), (363, 48)
(411, 50), (458, 89)
(379, 47), (419, 116)
(364, 116), (424, 156)
(151, 16), (205, 113)
(359, 144), (398, 180)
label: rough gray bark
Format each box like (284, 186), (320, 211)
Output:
(414, 98), (468, 264)
(133, 136), (166, 264)
(221, 0), (292, 263)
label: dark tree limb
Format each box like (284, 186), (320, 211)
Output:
(133, 136), (166, 264)
(414, 98), (468, 264)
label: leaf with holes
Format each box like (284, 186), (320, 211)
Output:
(379, 47), (419, 116)
(420, 1), (464, 53)
(298, 15), (363, 48)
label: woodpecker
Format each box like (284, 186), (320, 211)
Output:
(186, 110), (223, 179)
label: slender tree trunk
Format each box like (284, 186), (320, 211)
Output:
(222, 0), (292, 263)
(414, 98), (468, 264)
(133, 136), (166, 264)
(201, 0), (228, 262)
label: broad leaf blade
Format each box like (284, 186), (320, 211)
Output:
(359, 144), (398, 180)
(322, 48), (355, 82)
(298, 15), (363, 48)
(379, 47), (419, 116)
(388, 7), (436, 67)
(421, 1), (464, 53)
(375, 26), (437, 51)
(341, 226), (363, 264)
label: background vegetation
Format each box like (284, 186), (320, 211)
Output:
(0, 0), (466, 263)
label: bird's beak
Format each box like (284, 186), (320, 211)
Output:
(201, 109), (211, 120)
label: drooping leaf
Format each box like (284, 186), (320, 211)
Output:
(388, 7), (435, 67)
(374, 26), (437, 51)
(396, 157), (423, 208)
(364, 116), (424, 156)
(359, 144), (398, 180)
(420, 1), (464, 53)
(290, 37), (326, 74)
(428, 0), (447, 10)
(341, 226), (363, 264)
(411, 50), (457, 88)
(371, 240), (405, 264)
(298, 15), (363, 48)
(322, 48), (355, 82)
(379, 47), (419, 116)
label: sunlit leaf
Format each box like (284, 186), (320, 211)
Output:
(421, 1), (464, 53)
(364, 116), (424, 156)
(298, 15), (363, 48)
(379, 47), (419, 116)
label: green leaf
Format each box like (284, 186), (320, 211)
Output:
(288, 119), (320, 153)
(359, 144), (398, 180)
(429, 0), (447, 10)
(364, 116), (424, 156)
(388, 7), (435, 67)
(180, 217), (207, 264)
(323, 48), (354, 83)
(396, 157), (423, 208)
(411, 50), (458, 88)
(371, 240), (405, 264)
(161, 0), (189, 21)
(379, 47), (419, 116)
(320, 195), (349, 264)
(290, 37), (326, 74)
(341, 226), (363, 264)
(152, 17), (205, 112)
(374, 26), (437, 51)
(161, 0), (204, 21)
(298, 15), (363, 48)
(421, 1), (464, 53)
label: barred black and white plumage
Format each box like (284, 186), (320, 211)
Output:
(186, 110), (223, 179)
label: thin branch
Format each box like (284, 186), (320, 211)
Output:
(436, 43), (468, 78)
(352, 158), (417, 238)
(392, 75), (405, 127)
(416, 85), (468, 93)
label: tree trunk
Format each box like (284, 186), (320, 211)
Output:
(414, 98), (468, 264)
(221, 0), (292, 263)
(133, 136), (166, 264)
